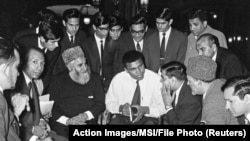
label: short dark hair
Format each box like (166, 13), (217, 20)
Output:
(38, 20), (63, 41)
(161, 61), (186, 81)
(122, 50), (145, 68)
(222, 76), (250, 100)
(197, 33), (220, 47)
(63, 8), (81, 22)
(31, 8), (59, 27)
(109, 15), (122, 29)
(20, 47), (44, 70)
(188, 9), (208, 22)
(0, 38), (16, 65)
(155, 8), (173, 21)
(92, 12), (109, 27)
(130, 14), (147, 27)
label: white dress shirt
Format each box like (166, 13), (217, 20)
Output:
(106, 69), (166, 118)
(159, 27), (171, 51)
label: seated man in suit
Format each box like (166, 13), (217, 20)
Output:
(161, 61), (202, 124)
(186, 56), (238, 124)
(196, 33), (249, 80)
(222, 76), (250, 125)
(49, 46), (105, 137)
(10, 47), (67, 141)
(0, 38), (22, 141)
(106, 50), (166, 125)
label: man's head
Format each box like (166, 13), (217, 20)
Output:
(196, 33), (220, 58)
(38, 20), (63, 51)
(63, 8), (81, 36)
(0, 39), (20, 90)
(186, 56), (217, 95)
(22, 47), (45, 79)
(155, 8), (173, 33)
(62, 46), (90, 85)
(161, 61), (186, 91)
(188, 9), (208, 36)
(122, 50), (145, 81)
(109, 15), (123, 40)
(92, 12), (109, 39)
(130, 14), (148, 42)
(222, 77), (250, 117)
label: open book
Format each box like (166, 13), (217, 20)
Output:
(39, 94), (54, 116)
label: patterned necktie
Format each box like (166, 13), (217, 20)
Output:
(131, 81), (141, 105)
(136, 42), (142, 52)
(160, 33), (166, 66)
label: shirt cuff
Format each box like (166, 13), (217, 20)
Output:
(56, 116), (69, 125)
(29, 135), (38, 141)
(85, 111), (94, 120)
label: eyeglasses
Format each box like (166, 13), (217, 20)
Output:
(130, 29), (145, 34)
(98, 27), (109, 31)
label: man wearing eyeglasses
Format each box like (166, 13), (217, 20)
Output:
(116, 14), (153, 74)
(82, 12), (114, 92)
(146, 8), (187, 73)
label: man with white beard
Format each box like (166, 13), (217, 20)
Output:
(48, 46), (105, 138)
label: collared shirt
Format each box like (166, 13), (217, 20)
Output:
(67, 32), (74, 43)
(246, 113), (250, 124)
(173, 81), (184, 106)
(0, 86), (3, 94)
(212, 51), (217, 62)
(94, 33), (106, 61)
(106, 69), (166, 118)
(133, 40), (144, 51)
(159, 27), (172, 51)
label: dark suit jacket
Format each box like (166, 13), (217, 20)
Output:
(216, 47), (249, 79)
(13, 27), (37, 41)
(12, 72), (41, 141)
(82, 36), (117, 92)
(16, 34), (60, 94)
(54, 28), (86, 74)
(114, 31), (152, 73)
(162, 81), (202, 125)
(146, 28), (188, 73)
(0, 92), (21, 141)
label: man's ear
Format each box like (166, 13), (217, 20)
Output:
(93, 25), (97, 31)
(244, 94), (250, 104)
(62, 20), (66, 26)
(202, 21), (208, 27)
(145, 26), (148, 32)
(39, 36), (45, 43)
(169, 19), (173, 26)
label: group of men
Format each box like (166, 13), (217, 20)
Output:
(0, 6), (250, 141)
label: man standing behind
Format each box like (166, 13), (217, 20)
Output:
(106, 50), (166, 125)
(49, 46), (105, 137)
(161, 61), (202, 124)
(147, 8), (187, 73)
(184, 9), (228, 65)
(54, 8), (86, 74)
(186, 56), (237, 124)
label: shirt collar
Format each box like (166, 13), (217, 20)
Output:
(0, 86), (3, 94)
(246, 112), (250, 122)
(94, 33), (106, 44)
(23, 71), (32, 85)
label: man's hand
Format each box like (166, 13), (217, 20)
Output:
(66, 113), (88, 125)
(32, 125), (48, 139)
(161, 84), (174, 107)
(12, 93), (30, 117)
(119, 103), (130, 117)
(131, 105), (149, 123)
(39, 119), (51, 132)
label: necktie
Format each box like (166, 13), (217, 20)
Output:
(172, 91), (176, 108)
(131, 81), (141, 105)
(160, 33), (166, 66)
(100, 40), (104, 76)
(29, 80), (41, 125)
(70, 36), (74, 46)
(136, 42), (142, 52)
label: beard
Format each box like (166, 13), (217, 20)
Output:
(70, 68), (91, 85)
